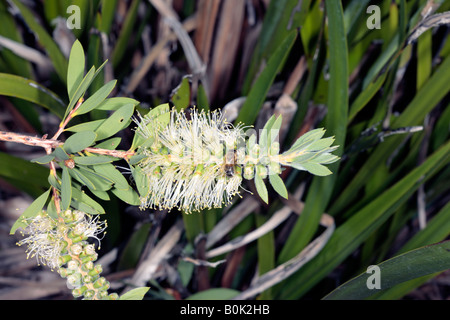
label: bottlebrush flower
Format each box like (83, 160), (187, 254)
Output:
(132, 106), (340, 213)
(134, 108), (247, 213)
(17, 210), (106, 270)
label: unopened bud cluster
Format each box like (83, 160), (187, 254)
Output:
(17, 209), (117, 300)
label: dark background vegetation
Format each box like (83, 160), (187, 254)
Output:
(0, 0), (449, 300)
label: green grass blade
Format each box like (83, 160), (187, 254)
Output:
(331, 53), (450, 216)
(323, 240), (450, 300)
(0, 73), (65, 118)
(10, 0), (68, 83)
(235, 30), (297, 125)
(277, 139), (450, 299)
(278, 0), (348, 264)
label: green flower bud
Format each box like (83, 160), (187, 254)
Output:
(256, 165), (267, 179)
(268, 161), (281, 175)
(243, 164), (255, 180)
(72, 285), (88, 298)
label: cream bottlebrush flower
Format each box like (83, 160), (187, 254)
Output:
(135, 108), (247, 213)
(17, 210), (106, 270)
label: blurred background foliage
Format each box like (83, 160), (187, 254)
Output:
(0, 0), (449, 300)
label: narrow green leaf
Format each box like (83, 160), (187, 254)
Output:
(94, 137), (122, 150)
(254, 174), (269, 204)
(111, 187), (140, 206)
(0, 73), (65, 118)
(64, 65), (96, 120)
(69, 168), (96, 191)
(268, 174), (288, 199)
(61, 167), (72, 211)
(73, 155), (114, 165)
(53, 147), (69, 161)
(132, 166), (149, 200)
(94, 163), (129, 190)
(301, 163), (333, 176)
(71, 188), (105, 214)
(186, 288), (240, 300)
(63, 131), (97, 154)
(10, 188), (51, 234)
(96, 97), (140, 111)
(235, 30), (298, 125)
(67, 40), (85, 101)
(65, 119), (105, 133)
(170, 77), (191, 111)
(94, 103), (135, 141)
(120, 287), (150, 300)
(74, 80), (117, 116)
(323, 241), (450, 300)
(31, 154), (55, 164)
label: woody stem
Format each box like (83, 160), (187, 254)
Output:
(0, 131), (135, 160)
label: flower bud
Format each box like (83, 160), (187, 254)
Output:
(256, 165), (268, 179)
(243, 164), (255, 180)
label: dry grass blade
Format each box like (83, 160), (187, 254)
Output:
(207, 0), (246, 101)
(124, 16), (197, 94)
(232, 212), (334, 300)
(123, 219), (184, 290)
(407, 11), (450, 45)
(205, 197), (259, 250)
(0, 35), (52, 70)
(206, 186), (305, 259)
(194, 0), (221, 65)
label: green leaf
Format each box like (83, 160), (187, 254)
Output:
(67, 40), (85, 101)
(53, 147), (69, 161)
(120, 287), (150, 300)
(64, 65), (96, 120)
(268, 174), (288, 199)
(71, 188), (105, 215)
(74, 80), (117, 116)
(96, 97), (140, 111)
(94, 137), (122, 150)
(131, 103), (170, 150)
(94, 103), (135, 141)
(170, 77), (191, 111)
(186, 288), (240, 300)
(10, 188), (51, 234)
(111, 186), (140, 206)
(298, 162), (333, 176)
(323, 241), (450, 300)
(65, 119), (105, 133)
(69, 168), (96, 191)
(73, 155), (115, 165)
(77, 166), (114, 191)
(63, 131), (97, 154)
(254, 174), (268, 204)
(61, 167), (72, 211)
(235, 30), (298, 125)
(0, 73), (65, 118)
(132, 166), (149, 200)
(94, 164), (129, 190)
(31, 154), (55, 164)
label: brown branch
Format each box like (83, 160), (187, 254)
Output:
(0, 131), (135, 160)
